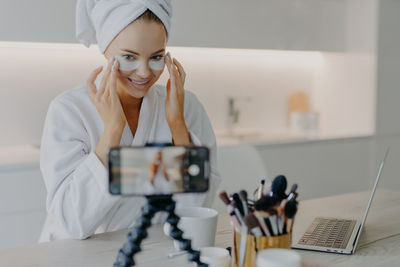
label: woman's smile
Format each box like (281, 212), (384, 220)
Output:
(127, 77), (152, 90)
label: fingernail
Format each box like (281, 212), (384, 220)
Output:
(109, 56), (114, 63)
(97, 66), (103, 71)
(112, 60), (118, 71)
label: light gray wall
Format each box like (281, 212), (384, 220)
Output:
(376, 0), (400, 136)
(0, 0), (76, 43)
(374, 0), (400, 190)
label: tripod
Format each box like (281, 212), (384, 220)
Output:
(113, 195), (208, 267)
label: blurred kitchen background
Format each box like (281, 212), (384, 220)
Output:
(0, 0), (399, 249)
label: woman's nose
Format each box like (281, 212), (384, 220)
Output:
(136, 61), (151, 78)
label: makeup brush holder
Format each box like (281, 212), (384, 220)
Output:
(233, 232), (291, 267)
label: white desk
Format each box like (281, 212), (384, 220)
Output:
(1, 189), (399, 266)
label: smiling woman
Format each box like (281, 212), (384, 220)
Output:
(38, 0), (221, 242)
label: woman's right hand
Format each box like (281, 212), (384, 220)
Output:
(87, 57), (126, 131)
(87, 57), (126, 166)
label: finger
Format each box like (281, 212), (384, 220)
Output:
(165, 54), (177, 89)
(166, 79), (171, 99)
(170, 60), (184, 93)
(99, 56), (114, 95)
(87, 66), (103, 99)
(108, 60), (119, 98)
(165, 52), (173, 76)
(173, 58), (186, 85)
(169, 63), (178, 89)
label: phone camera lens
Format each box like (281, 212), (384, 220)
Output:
(188, 164), (200, 176)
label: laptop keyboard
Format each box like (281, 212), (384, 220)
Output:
(297, 217), (356, 249)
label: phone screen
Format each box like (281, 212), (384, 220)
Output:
(108, 146), (209, 196)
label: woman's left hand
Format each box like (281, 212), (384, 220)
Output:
(164, 52), (191, 145)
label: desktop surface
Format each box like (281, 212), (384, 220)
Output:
(0, 189), (399, 267)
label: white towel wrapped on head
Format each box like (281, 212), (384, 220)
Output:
(76, 0), (172, 53)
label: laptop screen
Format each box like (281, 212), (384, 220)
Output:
(353, 148), (389, 251)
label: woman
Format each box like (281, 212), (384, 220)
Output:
(39, 0), (220, 242)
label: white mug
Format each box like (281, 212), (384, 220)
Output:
(163, 207), (218, 250)
(256, 249), (301, 267)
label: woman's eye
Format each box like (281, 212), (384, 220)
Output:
(122, 55), (135, 61)
(151, 55), (164, 61)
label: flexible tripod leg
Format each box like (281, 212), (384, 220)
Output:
(113, 201), (156, 267)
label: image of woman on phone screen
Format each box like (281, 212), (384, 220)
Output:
(39, 0), (220, 242)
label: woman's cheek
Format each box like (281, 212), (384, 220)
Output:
(116, 74), (129, 91)
(153, 69), (164, 80)
(119, 70), (133, 77)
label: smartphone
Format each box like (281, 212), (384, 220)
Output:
(108, 146), (210, 196)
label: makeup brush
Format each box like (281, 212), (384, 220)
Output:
(264, 216), (276, 236)
(287, 184), (298, 201)
(218, 190), (231, 206)
(277, 183), (297, 233)
(253, 211), (271, 237)
(218, 191), (241, 231)
(239, 190), (249, 215)
(254, 196), (280, 236)
(232, 193), (245, 217)
(284, 200), (298, 233)
(268, 215), (279, 236)
(254, 195), (280, 213)
(257, 179), (265, 200)
(280, 183), (298, 207)
(244, 213), (263, 237)
(285, 200), (297, 219)
(231, 199), (245, 226)
(271, 175), (288, 200)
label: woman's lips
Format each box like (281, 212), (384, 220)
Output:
(127, 78), (150, 89)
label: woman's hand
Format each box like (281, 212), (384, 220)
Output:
(87, 57), (127, 165)
(87, 57), (126, 131)
(164, 53), (191, 145)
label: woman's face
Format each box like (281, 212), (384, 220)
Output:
(105, 19), (167, 99)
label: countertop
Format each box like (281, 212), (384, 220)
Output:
(0, 144), (40, 171)
(216, 131), (374, 147)
(0, 132), (374, 170)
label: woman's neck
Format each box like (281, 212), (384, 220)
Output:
(118, 90), (143, 116)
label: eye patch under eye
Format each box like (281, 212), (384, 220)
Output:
(148, 56), (165, 71)
(115, 55), (140, 71)
(115, 55), (165, 71)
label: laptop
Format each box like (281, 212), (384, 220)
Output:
(291, 148), (389, 254)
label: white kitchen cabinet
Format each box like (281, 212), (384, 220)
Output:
(252, 136), (376, 200)
(0, 167), (45, 214)
(169, 0), (347, 51)
(0, 149), (46, 249)
(0, 210), (46, 249)
(0, 0), (348, 52)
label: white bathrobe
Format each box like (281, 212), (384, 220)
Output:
(39, 83), (221, 242)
